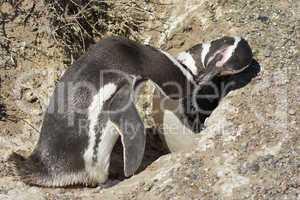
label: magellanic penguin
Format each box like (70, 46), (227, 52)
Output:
(9, 36), (253, 187)
(152, 36), (254, 152)
(177, 36), (254, 121)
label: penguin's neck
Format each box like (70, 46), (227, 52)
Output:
(154, 50), (197, 99)
(176, 45), (207, 75)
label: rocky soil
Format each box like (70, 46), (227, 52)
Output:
(0, 0), (299, 199)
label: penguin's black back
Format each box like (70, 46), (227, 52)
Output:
(61, 37), (190, 95)
(10, 36), (193, 187)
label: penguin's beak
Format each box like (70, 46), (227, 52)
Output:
(195, 66), (220, 86)
(219, 62), (252, 76)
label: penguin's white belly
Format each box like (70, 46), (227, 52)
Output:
(161, 110), (198, 152)
(152, 89), (198, 152)
(86, 120), (119, 183)
(83, 83), (119, 183)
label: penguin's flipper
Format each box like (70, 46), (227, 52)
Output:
(109, 82), (145, 177)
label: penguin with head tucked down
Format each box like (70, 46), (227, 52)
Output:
(9, 36), (253, 187)
(177, 36), (253, 84)
(153, 36), (254, 152)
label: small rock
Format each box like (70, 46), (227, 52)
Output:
(257, 15), (269, 23)
(288, 109), (296, 115)
(0, 2), (13, 14)
(23, 90), (38, 103)
(248, 163), (260, 173)
(264, 49), (272, 57)
(143, 183), (153, 191)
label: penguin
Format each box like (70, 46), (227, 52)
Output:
(177, 36), (253, 84)
(9, 36), (253, 187)
(153, 36), (254, 151)
(176, 36), (253, 118)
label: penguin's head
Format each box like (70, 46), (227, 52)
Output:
(197, 36), (253, 84)
(176, 36), (253, 85)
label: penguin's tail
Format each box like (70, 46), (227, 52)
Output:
(8, 152), (96, 187)
(8, 152), (48, 186)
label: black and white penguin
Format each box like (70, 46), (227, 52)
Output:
(176, 36), (254, 116)
(183, 37), (257, 132)
(153, 36), (254, 151)
(9, 36), (253, 187)
(177, 36), (253, 84)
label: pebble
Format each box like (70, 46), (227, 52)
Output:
(0, 2), (13, 14)
(24, 90), (38, 103)
(288, 109), (296, 115)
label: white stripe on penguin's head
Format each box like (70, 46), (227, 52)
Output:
(201, 42), (211, 68)
(195, 36), (253, 85)
(176, 51), (198, 75)
(216, 36), (241, 68)
(84, 82), (118, 183)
